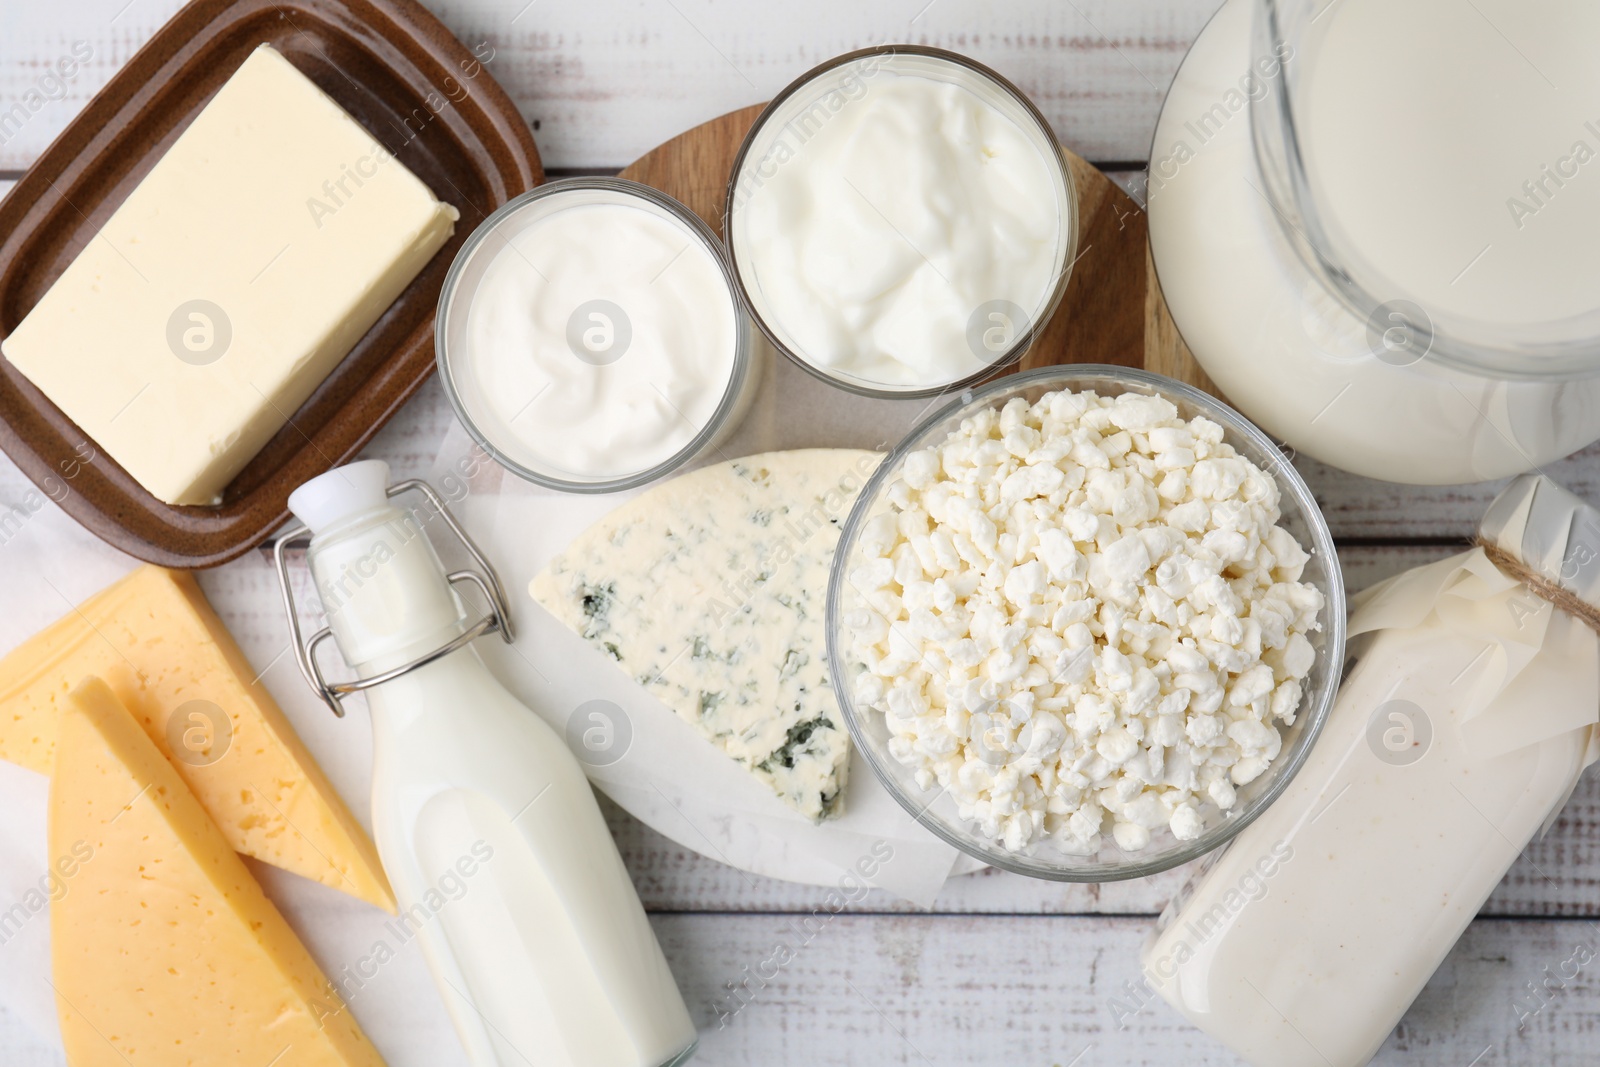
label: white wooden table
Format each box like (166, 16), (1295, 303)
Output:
(3, 2), (1598, 1064)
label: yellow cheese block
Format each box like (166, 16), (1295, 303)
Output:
(0, 565), (394, 912)
(50, 677), (386, 1067)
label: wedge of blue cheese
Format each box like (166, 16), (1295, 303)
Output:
(531, 449), (881, 822)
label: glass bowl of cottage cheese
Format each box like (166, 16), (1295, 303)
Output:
(724, 46), (1078, 398)
(827, 366), (1346, 881)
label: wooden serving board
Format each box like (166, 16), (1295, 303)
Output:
(618, 103), (1218, 393)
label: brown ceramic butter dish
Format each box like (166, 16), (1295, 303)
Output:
(0, 0), (542, 568)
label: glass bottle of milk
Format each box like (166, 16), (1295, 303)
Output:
(1141, 474), (1600, 1065)
(285, 460), (697, 1067)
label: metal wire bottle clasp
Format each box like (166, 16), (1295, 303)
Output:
(270, 478), (515, 717)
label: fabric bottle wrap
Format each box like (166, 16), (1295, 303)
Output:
(1348, 474), (1600, 788)
(1140, 474), (1600, 1067)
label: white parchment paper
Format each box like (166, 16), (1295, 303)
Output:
(0, 494), (468, 1061)
(425, 347), (975, 904)
(0, 346), (980, 1056)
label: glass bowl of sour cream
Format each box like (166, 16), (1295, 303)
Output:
(436, 178), (764, 493)
(725, 46), (1079, 399)
(827, 365), (1346, 881)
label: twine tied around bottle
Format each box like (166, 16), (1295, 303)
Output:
(1476, 538), (1600, 636)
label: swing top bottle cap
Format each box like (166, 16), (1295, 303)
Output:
(289, 460), (393, 537)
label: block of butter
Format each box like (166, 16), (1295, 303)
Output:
(51, 677), (385, 1067)
(1, 43), (458, 506)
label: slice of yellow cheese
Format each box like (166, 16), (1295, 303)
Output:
(0, 565), (394, 912)
(50, 677), (387, 1067)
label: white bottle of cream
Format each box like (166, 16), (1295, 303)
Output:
(1142, 474), (1600, 1066)
(285, 461), (697, 1067)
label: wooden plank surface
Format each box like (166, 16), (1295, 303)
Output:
(0, 0), (1208, 172)
(3, 913), (1594, 1065)
(657, 915), (1600, 1066)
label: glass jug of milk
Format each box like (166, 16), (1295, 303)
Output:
(274, 460), (697, 1067)
(1255, 0), (1600, 375)
(1150, 0), (1600, 483)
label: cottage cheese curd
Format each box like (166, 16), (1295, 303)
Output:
(843, 389), (1324, 853)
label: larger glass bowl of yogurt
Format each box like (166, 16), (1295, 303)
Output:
(436, 178), (764, 493)
(827, 366), (1346, 881)
(725, 46), (1078, 399)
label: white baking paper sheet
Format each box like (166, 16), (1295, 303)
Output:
(0, 349), (977, 1058)
(425, 346), (980, 903)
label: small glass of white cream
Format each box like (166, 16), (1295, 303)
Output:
(436, 178), (762, 491)
(726, 46), (1078, 398)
